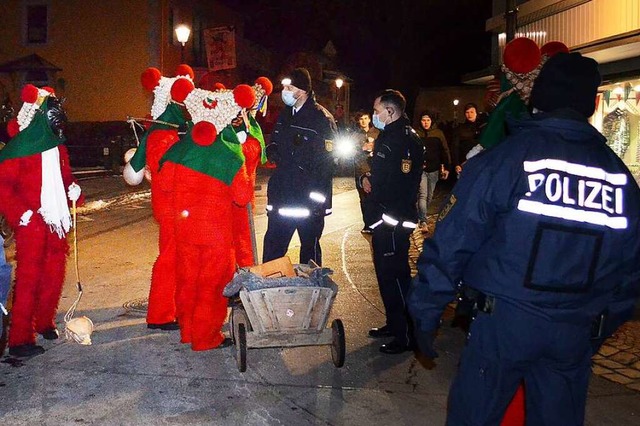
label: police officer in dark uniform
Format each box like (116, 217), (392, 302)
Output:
(408, 53), (640, 425)
(360, 89), (423, 354)
(263, 68), (337, 266)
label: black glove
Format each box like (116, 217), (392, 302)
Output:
(414, 329), (438, 359)
(266, 144), (280, 165)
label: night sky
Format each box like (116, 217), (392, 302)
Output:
(220, 0), (493, 112)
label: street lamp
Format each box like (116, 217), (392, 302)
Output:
(335, 78), (344, 101)
(175, 25), (191, 63)
(453, 99), (459, 125)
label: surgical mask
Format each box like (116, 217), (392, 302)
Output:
(281, 90), (296, 107)
(372, 113), (385, 130)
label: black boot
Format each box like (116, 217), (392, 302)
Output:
(40, 328), (60, 340)
(147, 321), (180, 331)
(9, 344), (45, 358)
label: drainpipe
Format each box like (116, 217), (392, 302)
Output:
(505, 0), (518, 42)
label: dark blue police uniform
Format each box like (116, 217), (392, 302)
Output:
(364, 115), (423, 347)
(263, 96), (336, 265)
(408, 113), (640, 425)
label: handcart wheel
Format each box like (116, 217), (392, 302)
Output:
(330, 319), (345, 368)
(236, 323), (247, 372)
(231, 307), (250, 344)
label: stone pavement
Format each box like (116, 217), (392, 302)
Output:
(409, 180), (640, 394)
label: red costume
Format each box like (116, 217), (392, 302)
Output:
(232, 134), (262, 267)
(161, 80), (256, 350)
(0, 86), (83, 356)
(126, 66), (193, 328)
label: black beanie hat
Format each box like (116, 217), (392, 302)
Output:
(530, 52), (601, 117)
(288, 67), (312, 93)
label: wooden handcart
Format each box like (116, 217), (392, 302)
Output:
(229, 275), (345, 372)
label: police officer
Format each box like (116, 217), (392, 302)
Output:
(408, 53), (640, 425)
(360, 89), (423, 354)
(263, 68), (337, 266)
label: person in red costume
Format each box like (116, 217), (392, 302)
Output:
(124, 65), (194, 331)
(231, 77), (273, 267)
(160, 80), (256, 350)
(0, 85), (84, 358)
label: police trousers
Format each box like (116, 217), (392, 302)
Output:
(263, 213), (325, 266)
(446, 299), (592, 426)
(372, 225), (413, 345)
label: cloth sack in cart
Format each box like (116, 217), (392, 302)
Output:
(223, 263), (337, 297)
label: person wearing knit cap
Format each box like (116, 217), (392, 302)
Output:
(262, 67), (337, 266)
(0, 85), (84, 357)
(408, 51), (640, 425)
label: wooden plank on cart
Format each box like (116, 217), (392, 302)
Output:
(247, 328), (333, 348)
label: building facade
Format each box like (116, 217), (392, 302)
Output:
(486, 0), (640, 177)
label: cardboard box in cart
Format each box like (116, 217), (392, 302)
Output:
(248, 256), (295, 278)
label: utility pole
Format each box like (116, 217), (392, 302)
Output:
(505, 0), (518, 42)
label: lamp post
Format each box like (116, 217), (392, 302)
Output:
(453, 99), (459, 126)
(335, 78), (344, 101)
(175, 25), (191, 63)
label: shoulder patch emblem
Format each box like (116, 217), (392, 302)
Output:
(401, 159), (412, 173)
(325, 139), (333, 152)
(438, 194), (457, 222)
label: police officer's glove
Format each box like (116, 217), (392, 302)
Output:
(414, 329), (438, 359)
(266, 144), (280, 165)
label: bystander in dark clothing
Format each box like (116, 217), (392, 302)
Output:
(416, 111), (450, 232)
(352, 112), (379, 233)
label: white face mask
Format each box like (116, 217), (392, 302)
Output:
(281, 90), (297, 107)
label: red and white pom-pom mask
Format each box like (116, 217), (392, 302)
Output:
(151, 75), (192, 119)
(184, 88), (242, 133)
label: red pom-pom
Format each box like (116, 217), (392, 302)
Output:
(7, 118), (19, 137)
(540, 41), (569, 58)
(170, 78), (195, 103)
(141, 67), (162, 92)
(213, 82), (226, 91)
(255, 77), (273, 95)
(175, 64), (195, 80)
(233, 84), (256, 108)
(192, 121), (217, 146)
(21, 84), (39, 103)
(503, 37), (541, 74)
(42, 86), (56, 96)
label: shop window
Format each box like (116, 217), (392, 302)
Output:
(25, 3), (48, 44)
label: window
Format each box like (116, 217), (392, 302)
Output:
(26, 4), (48, 44)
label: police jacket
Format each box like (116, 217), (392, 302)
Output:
(364, 116), (423, 226)
(266, 96), (337, 217)
(408, 111), (640, 335)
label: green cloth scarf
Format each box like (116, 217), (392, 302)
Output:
(159, 125), (244, 185)
(0, 105), (64, 163)
(129, 103), (187, 172)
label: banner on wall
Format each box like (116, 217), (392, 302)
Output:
(203, 26), (236, 71)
